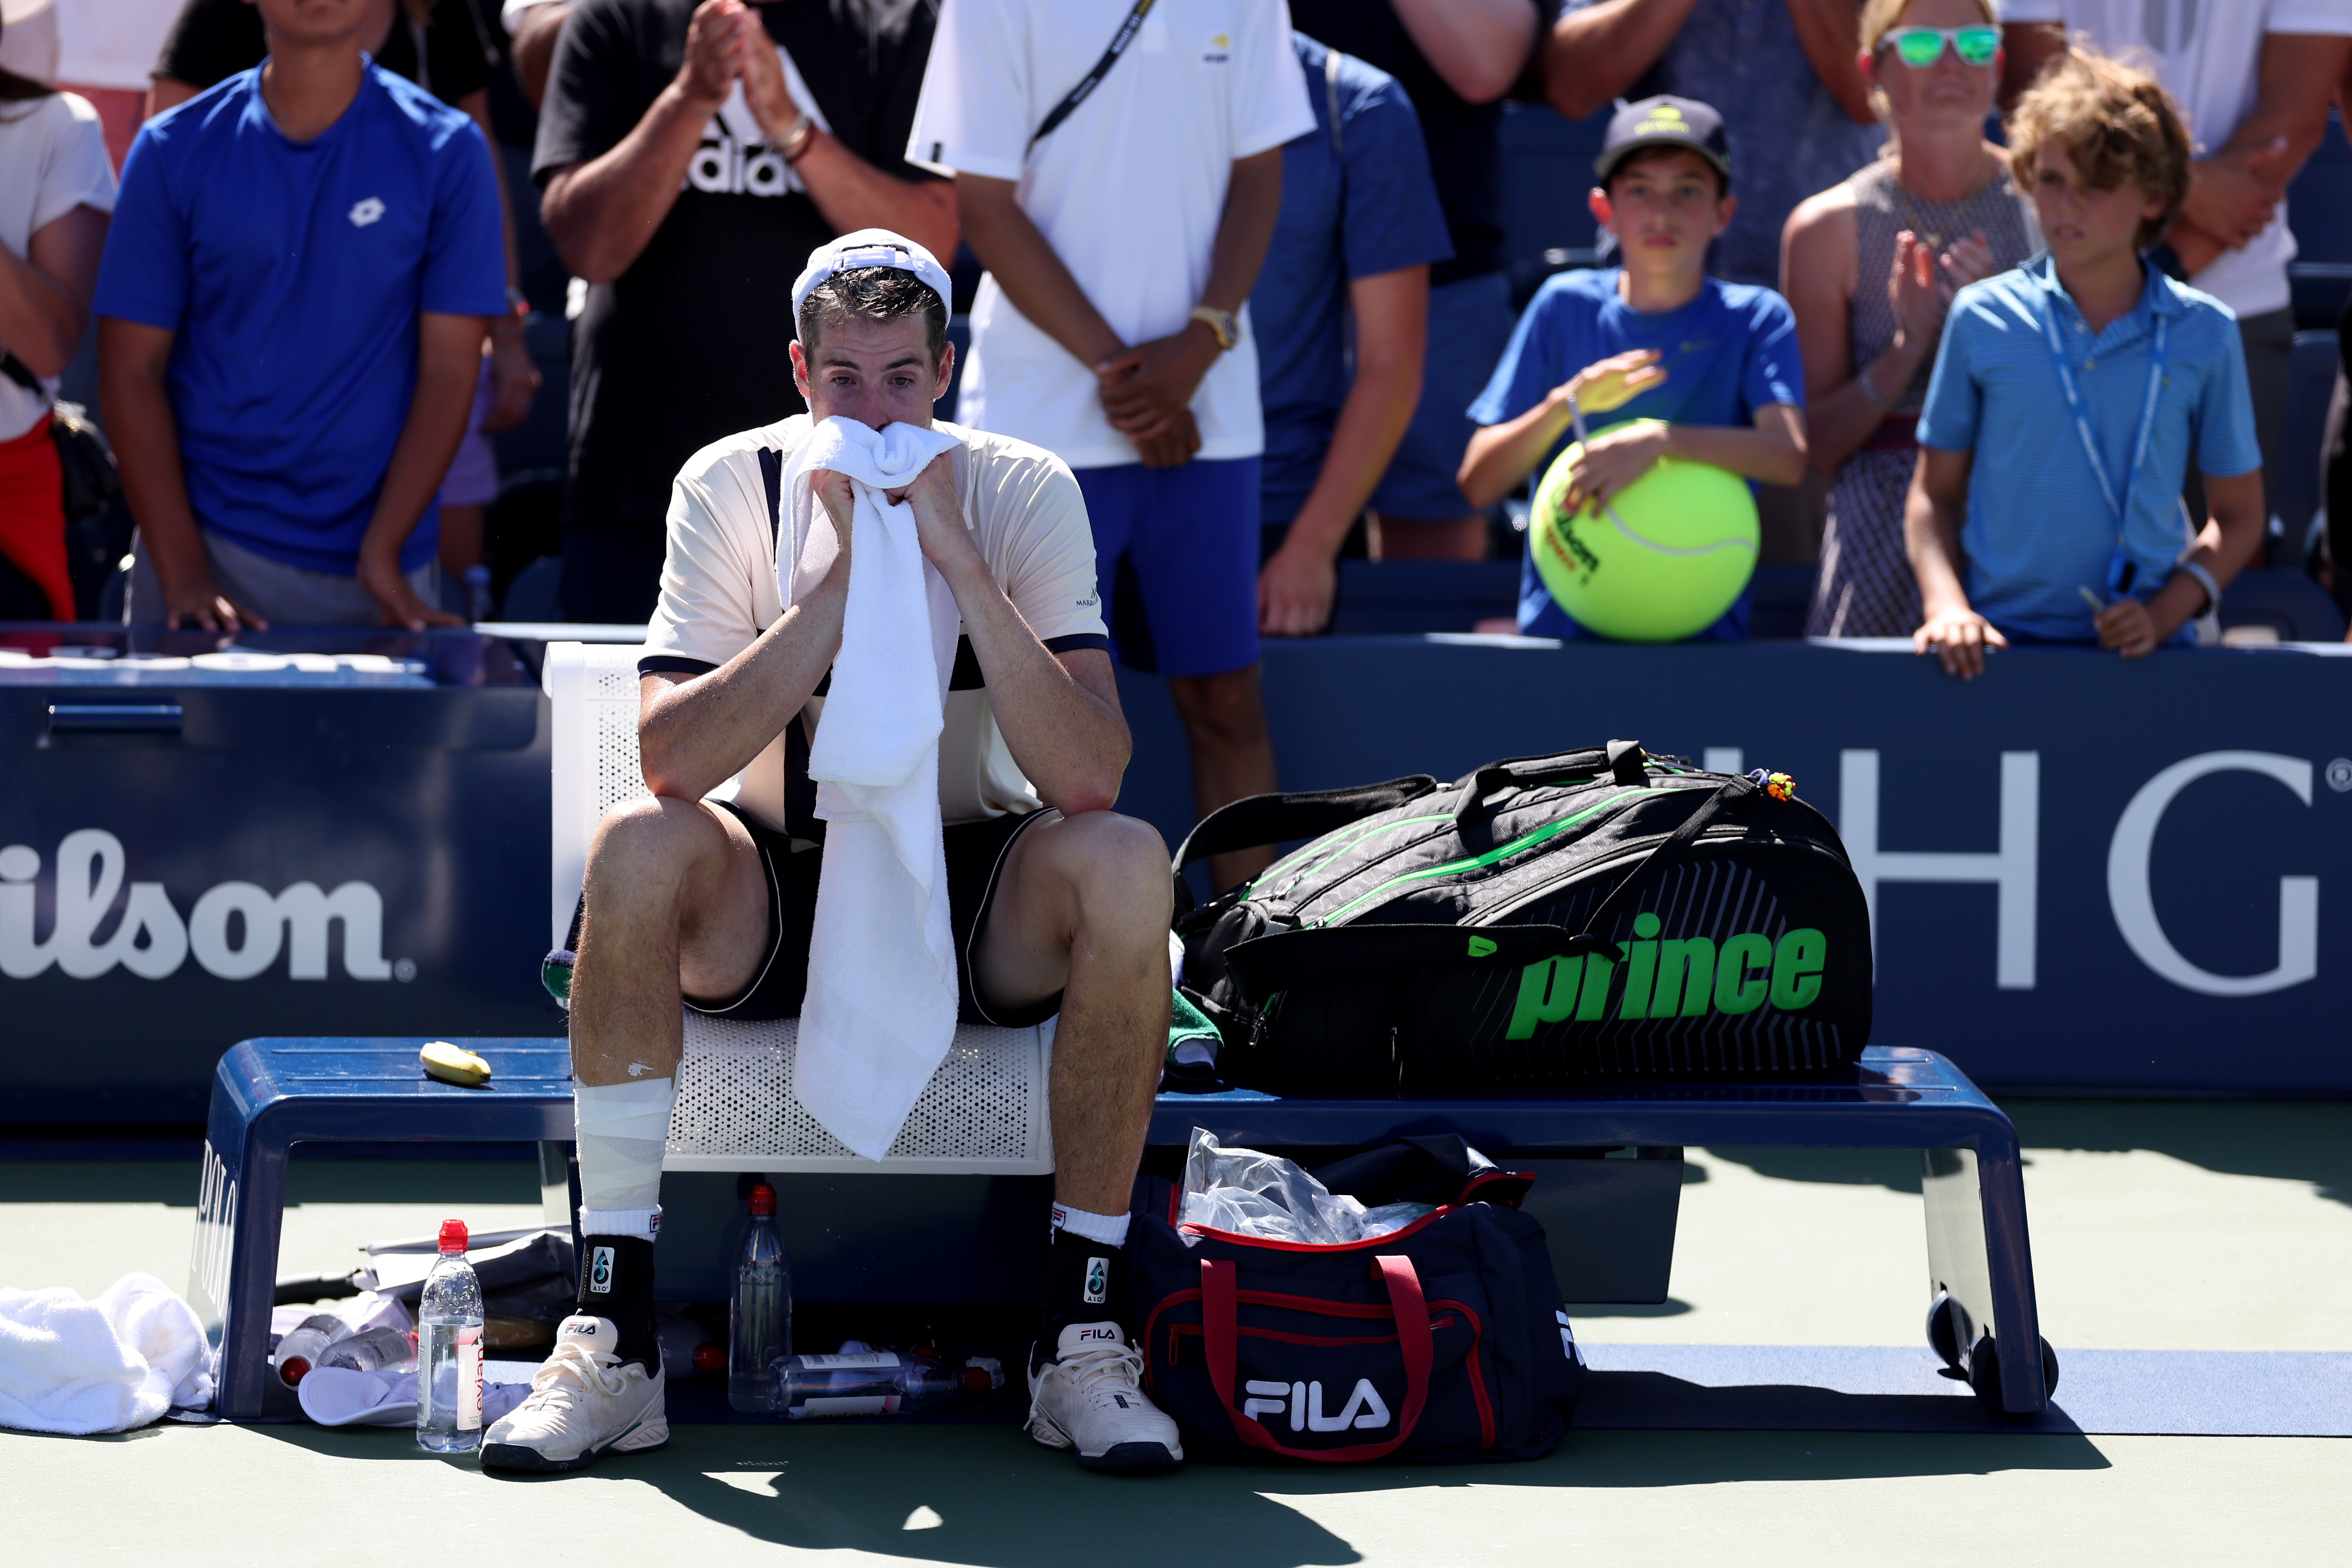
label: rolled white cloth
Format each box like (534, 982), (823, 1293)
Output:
(780, 415), (967, 1160)
(0, 1272), (214, 1434)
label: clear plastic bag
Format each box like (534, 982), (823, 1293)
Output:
(1177, 1128), (1433, 1245)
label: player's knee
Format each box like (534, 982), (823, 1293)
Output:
(1053, 810), (1172, 925)
(586, 796), (715, 895)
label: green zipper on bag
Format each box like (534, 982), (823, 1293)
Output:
(1309, 787), (1648, 929)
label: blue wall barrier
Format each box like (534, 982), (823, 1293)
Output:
(1117, 638), (2352, 1098)
(5, 632), (2349, 1120)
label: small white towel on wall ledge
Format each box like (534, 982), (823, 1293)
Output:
(779, 416), (967, 1161)
(0, 1272), (215, 1434)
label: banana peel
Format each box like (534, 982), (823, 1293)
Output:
(420, 1041), (493, 1088)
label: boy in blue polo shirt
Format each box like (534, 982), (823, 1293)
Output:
(1459, 95), (1806, 640)
(1908, 50), (2264, 680)
(95, 0), (506, 631)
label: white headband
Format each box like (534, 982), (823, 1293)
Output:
(790, 228), (954, 330)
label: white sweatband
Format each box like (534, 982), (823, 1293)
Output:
(1052, 1202), (1132, 1249)
(579, 1205), (661, 1241)
(575, 1077), (675, 1214)
(790, 228), (953, 325)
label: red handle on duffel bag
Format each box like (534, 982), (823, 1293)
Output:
(1199, 1254), (1433, 1462)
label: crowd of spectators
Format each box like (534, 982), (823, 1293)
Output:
(3, 0), (2351, 806)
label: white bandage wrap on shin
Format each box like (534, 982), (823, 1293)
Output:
(574, 1077), (676, 1214)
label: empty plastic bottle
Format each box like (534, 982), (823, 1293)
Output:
(416, 1219), (485, 1453)
(273, 1314), (348, 1386)
(727, 1183), (791, 1412)
(316, 1325), (418, 1374)
(772, 1351), (1002, 1419)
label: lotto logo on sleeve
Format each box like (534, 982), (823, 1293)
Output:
(589, 1245), (615, 1294)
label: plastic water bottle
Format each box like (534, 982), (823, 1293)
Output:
(416, 1219), (485, 1453)
(771, 1351), (1001, 1419)
(316, 1325), (417, 1374)
(728, 1183), (791, 1412)
(463, 563), (494, 623)
(273, 1313), (348, 1386)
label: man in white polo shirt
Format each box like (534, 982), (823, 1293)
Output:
(484, 233), (1185, 1477)
(906, 0), (1314, 893)
(2003, 3), (2352, 506)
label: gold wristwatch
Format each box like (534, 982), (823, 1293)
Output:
(1189, 305), (1238, 351)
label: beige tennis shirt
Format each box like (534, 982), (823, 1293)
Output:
(641, 415), (1110, 831)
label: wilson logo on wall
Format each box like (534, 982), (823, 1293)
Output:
(0, 830), (396, 983)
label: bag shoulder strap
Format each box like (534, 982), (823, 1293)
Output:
(1030, 0), (1156, 151)
(1, 351), (42, 395)
(1172, 775), (1439, 916)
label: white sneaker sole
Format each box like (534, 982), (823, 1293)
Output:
(1025, 1403), (1183, 1473)
(482, 1413), (669, 1473)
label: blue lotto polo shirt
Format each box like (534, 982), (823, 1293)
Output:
(95, 64), (506, 576)
(1917, 255), (2259, 642)
(1470, 267), (1804, 640)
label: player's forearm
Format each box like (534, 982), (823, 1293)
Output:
(357, 329), (485, 574)
(956, 174), (1123, 367)
(541, 81), (722, 283)
(1664, 415), (1806, 486)
(1542, 0), (1703, 120)
(98, 320), (204, 574)
(941, 557), (1129, 814)
(639, 572), (847, 799)
(791, 139), (958, 261)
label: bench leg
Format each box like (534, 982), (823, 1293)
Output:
(187, 1118), (292, 1422)
(1921, 1140), (2051, 1414)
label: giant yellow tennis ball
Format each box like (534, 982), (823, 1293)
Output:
(1530, 420), (1759, 642)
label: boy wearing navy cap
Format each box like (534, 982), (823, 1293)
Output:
(1458, 95), (1808, 640)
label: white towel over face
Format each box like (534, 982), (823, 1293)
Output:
(779, 416), (967, 1161)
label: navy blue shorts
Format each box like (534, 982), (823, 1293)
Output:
(1075, 457), (1262, 678)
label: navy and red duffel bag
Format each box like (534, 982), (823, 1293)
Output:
(1127, 1148), (1583, 1465)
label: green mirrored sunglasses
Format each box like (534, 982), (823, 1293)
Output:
(1884, 26), (2000, 67)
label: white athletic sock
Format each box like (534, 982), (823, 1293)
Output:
(1051, 1201), (1131, 1249)
(574, 1076), (674, 1215)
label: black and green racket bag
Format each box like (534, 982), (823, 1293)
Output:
(1171, 741), (1872, 1093)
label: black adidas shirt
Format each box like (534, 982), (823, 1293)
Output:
(532, 0), (942, 534)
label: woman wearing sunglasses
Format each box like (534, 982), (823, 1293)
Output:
(1781, 0), (2038, 638)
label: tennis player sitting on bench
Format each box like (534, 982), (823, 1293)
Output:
(483, 232), (1180, 1476)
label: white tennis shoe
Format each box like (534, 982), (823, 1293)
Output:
(481, 1315), (668, 1473)
(1026, 1322), (1183, 1473)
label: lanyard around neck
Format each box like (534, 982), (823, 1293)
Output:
(2039, 292), (2168, 556)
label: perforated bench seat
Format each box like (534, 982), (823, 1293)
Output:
(190, 1038), (2051, 1421)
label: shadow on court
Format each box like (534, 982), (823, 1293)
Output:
(237, 1417), (2108, 1568)
(1703, 1099), (2352, 1206)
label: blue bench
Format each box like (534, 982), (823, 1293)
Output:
(190, 1038), (2053, 1421)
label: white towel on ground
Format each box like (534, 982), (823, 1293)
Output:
(0, 1272), (214, 1435)
(778, 415), (967, 1160)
